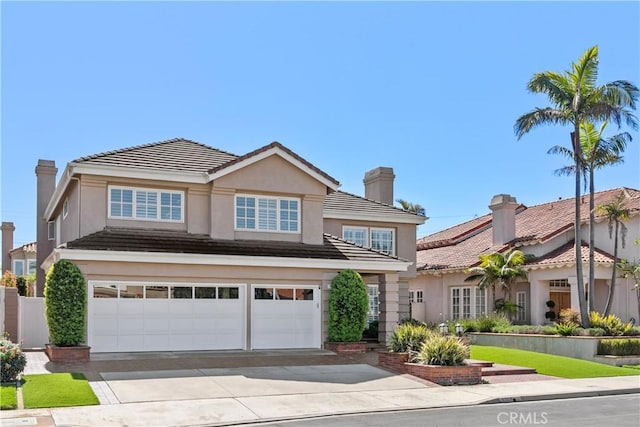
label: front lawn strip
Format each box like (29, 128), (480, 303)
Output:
(1, 384), (17, 410)
(470, 345), (640, 379)
(21, 373), (99, 409)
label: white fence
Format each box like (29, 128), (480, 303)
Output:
(18, 296), (48, 348)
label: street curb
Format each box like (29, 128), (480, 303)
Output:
(483, 387), (640, 404)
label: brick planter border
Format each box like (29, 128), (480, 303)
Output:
(404, 363), (482, 386)
(377, 351), (409, 373)
(45, 344), (91, 362)
(324, 341), (367, 354)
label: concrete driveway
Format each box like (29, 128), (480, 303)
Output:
(98, 364), (432, 403)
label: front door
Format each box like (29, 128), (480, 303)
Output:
(549, 292), (570, 319)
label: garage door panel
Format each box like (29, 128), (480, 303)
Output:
(89, 282), (246, 352)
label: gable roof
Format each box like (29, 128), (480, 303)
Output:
(60, 227), (410, 271)
(527, 240), (615, 269)
(324, 190), (427, 224)
(417, 187), (639, 272)
(9, 242), (37, 255)
(74, 137), (238, 173)
(207, 141), (340, 190)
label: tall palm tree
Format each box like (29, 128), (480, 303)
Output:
(396, 199), (427, 217)
(465, 249), (529, 307)
(514, 45), (638, 327)
(548, 121), (631, 311)
(596, 192), (630, 316)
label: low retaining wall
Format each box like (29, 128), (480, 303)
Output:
(378, 351), (409, 373)
(594, 355), (640, 367)
(404, 363), (482, 385)
(469, 333), (636, 363)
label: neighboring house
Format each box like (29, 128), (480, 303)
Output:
(1, 222), (37, 278)
(36, 138), (425, 353)
(409, 189), (640, 325)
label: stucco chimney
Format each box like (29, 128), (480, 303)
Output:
(1, 222), (15, 273)
(489, 194), (518, 246)
(363, 167), (395, 205)
(35, 159), (57, 296)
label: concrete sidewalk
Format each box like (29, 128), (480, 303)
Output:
(1, 351), (639, 427)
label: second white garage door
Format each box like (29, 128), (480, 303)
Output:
(251, 285), (321, 349)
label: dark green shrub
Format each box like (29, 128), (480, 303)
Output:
(16, 276), (27, 297)
(488, 315), (512, 333)
(415, 335), (469, 366)
(589, 312), (633, 336)
(327, 269), (368, 342)
(597, 339), (640, 356)
(554, 322), (580, 336)
(459, 318), (478, 333)
(389, 323), (433, 354)
(1, 338), (27, 382)
(541, 326), (558, 335)
(363, 320), (379, 339)
(44, 260), (86, 346)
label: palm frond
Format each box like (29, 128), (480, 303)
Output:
(514, 108), (569, 139)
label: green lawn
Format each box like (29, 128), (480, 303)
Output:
(21, 373), (99, 409)
(471, 345), (640, 379)
(1, 384), (17, 410)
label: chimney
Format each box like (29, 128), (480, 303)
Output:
(1, 222), (15, 273)
(489, 194), (518, 246)
(35, 159), (57, 296)
(363, 167), (395, 205)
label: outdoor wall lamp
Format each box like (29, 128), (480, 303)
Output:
(455, 323), (463, 337)
(439, 323), (447, 335)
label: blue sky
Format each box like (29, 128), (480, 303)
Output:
(1, 1), (639, 248)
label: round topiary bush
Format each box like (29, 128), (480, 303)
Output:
(44, 259), (86, 346)
(328, 269), (369, 342)
(1, 337), (27, 382)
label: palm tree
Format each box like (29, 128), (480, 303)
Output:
(596, 192), (630, 316)
(548, 121), (631, 311)
(396, 199), (427, 216)
(465, 249), (529, 309)
(514, 45), (638, 327)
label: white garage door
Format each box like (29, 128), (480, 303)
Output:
(251, 285), (320, 349)
(89, 282), (246, 352)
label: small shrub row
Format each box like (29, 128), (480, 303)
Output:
(1, 337), (27, 382)
(597, 339), (640, 356)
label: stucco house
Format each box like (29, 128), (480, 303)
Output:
(409, 189), (640, 325)
(34, 138), (425, 353)
(1, 223), (37, 278)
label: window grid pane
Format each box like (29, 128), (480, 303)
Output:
(475, 288), (486, 317)
(371, 229), (394, 254)
(462, 288), (471, 319)
(452, 288), (460, 319)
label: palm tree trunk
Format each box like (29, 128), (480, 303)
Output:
(604, 221), (619, 316)
(588, 168), (595, 313)
(573, 129), (590, 327)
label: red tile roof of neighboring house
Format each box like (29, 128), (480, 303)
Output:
(527, 240), (615, 268)
(417, 187), (639, 272)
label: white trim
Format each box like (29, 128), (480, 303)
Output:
(324, 210), (426, 225)
(108, 185), (185, 223)
(208, 146), (339, 191)
(51, 248), (412, 272)
(47, 221), (56, 240)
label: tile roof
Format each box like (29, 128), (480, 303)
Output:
(324, 190), (426, 222)
(65, 227), (406, 264)
(417, 187), (639, 272)
(9, 242), (37, 255)
(73, 138), (238, 173)
(528, 240), (614, 268)
(208, 141), (340, 187)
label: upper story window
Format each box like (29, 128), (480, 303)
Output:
(62, 198), (69, 219)
(109, 186), (184, 222)
(47, 221), (56, 240)
(235, 195), (299, 233)
(342, 226), (395, 255)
